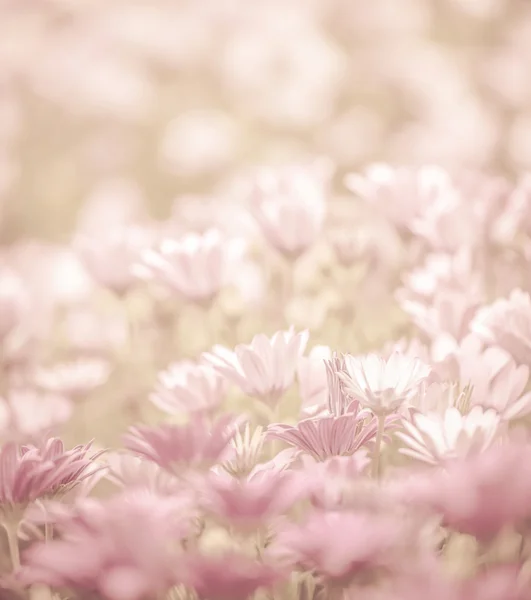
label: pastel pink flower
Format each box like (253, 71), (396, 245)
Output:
(297, 345), (331, 416)
(0, 389), (72, 440)
(400, 288), (481, 342)
(406, 441), (531, 540)
(75, 227), (152, 296)
(397, 406), (501, 465)
(182, 551), (283, 600)
(198, 469), (307, 531)
(220, 423), (266, 478)
(328, 225), (368, 268)
(203, 328), (308, 405)
(437, 334), (531, 420)
(270, 509), (408, 586)
(472, 289), (531, 365)
(150, 361), (226, 415)
(301, 454), (371, 509)
(248, 164), (327, 259)
(463, 564), (531, 600)
(324, 354), (352, 416)
(123, 414), (238, 474)
(0, 438), (103, 511)
(398, 250), (483, 305)
(34, 359), (111, 400)
(135, 229), (241, 303)
(340, 352), (431, 415)
(267, 401), (380, 462)
(345, 164), (451, 232)
(105, 453), (181, 496)
(23, 492), (190, 600)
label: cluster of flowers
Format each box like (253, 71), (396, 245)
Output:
(2, 0), (531, 238)
(1, 161), (531, 600)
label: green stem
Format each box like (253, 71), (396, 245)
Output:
(372, 414), (386, 479)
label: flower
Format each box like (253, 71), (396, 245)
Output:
(135, 229), (242, 304)
(248, 163), (328, 260)
(301, 454), (371, 510)
(0, 389), (72, 440)
(74, 227), (152, 296)
(340, 352), (431, 415)
(438, 334), (531, 420)
(23, 491), (190, 600)
(270, 509), (409, 587)
(105, 453), (181, 496)
(34, 359), (111, 400)
(198, 469), (307, 531)
(150, 361), (226, 415)
(345, 164), (451, 232)
(472, 289), (531, 365)
(203, 328), (309, 405)
(267, 401), (380, 462)
(396, 406), (501, 465)
(220, 423), (266, 478)
(297, 345), (331, 416)
(464, 564), (531, 600)
(0, 438), (103, 514)
(324, 354), (351, 416)
(123, 414), (238, 474)
(405, 441), (531, 541)
(400, 289), (482, 343)
(182, 551), (282, 600)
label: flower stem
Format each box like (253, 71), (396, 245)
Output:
(4, 522), (20, 571)
(372, 414), (385, 479)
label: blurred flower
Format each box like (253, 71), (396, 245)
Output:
(248, 164), (328, 260)
(34, 359), (111, 401)
(77, 179), (146, 234)
(63, 307), (128, 357)
(159, 110), (239, 176)
(302, 453), (371, 510)
(345, 164), (452, 232)
(406, 441), (531, 541)
(23, 492), (190, 600)
(150, 361), (226, 416)
(463, 564), (531, 600)
(135, 229), (242, 304)
(398, 252), (483, 342)
(0, 389), (72, 440)
(270, 509), (409, 587)
(328, 225), (368, 268)
(105, 453), (181, 496)
(75, 227), (153, 296)
(340, 352), (431, 416)
(396, 406), (501, 465)
(182, 551), (282, 600)
(203, 328), (309, 405)
(437, 334), (531, 420)
(199, 469), (307, 531)
(0, 438), (102, 514)
(123, 414), (238, 475)
(221, 25), (345, 127)
(472, 289), (531, 365)
(268, 401), (380, 462)
(297, 345), (331, 416)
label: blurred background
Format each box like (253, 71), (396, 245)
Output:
(0, 0), (530, 242)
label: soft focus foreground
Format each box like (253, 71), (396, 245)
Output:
(2, 2), (531, 600)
